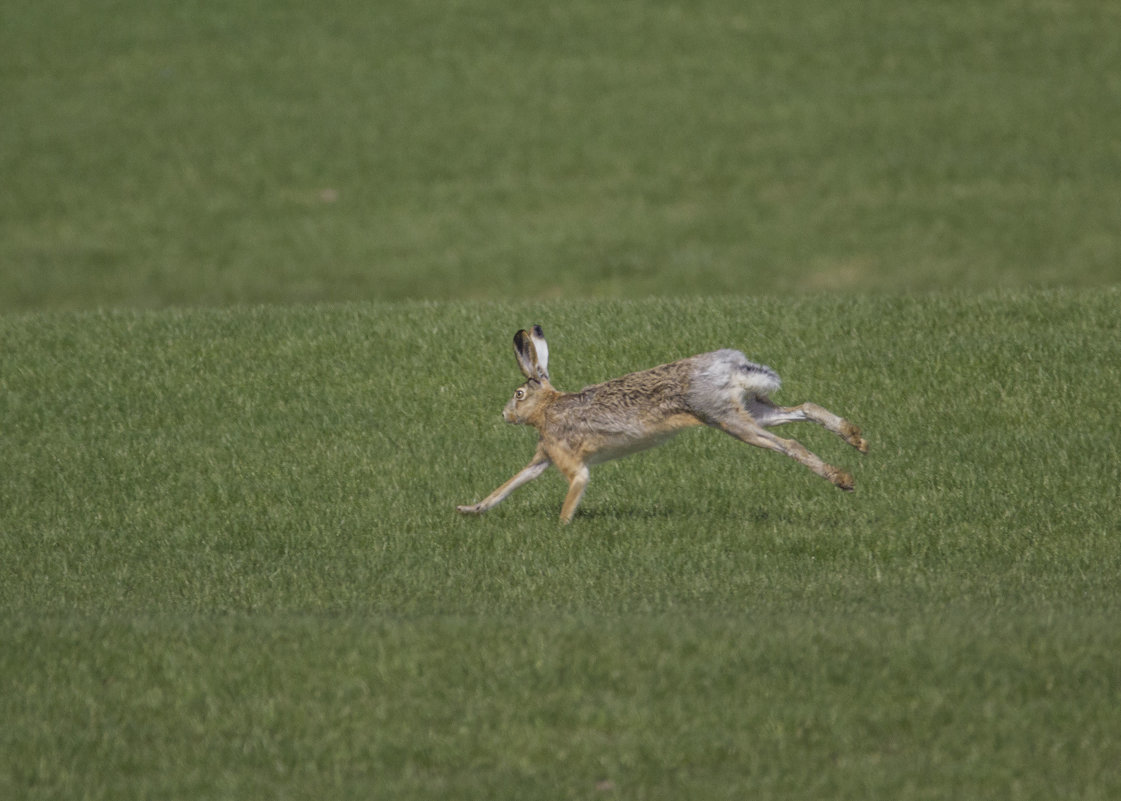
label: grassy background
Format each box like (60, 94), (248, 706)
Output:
(3, 292), (1120, 798)
(2, 0), (1120, 310)
(4, 0), (1121, 798)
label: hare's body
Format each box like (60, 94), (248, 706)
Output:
(458, 327), (867, 524)
(528, 351), (774, 464)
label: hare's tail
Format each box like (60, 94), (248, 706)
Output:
(734, 357), (781, 399)
(701, 349), (781, 399)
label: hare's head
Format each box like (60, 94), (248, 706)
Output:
(503, 325), (555, 424)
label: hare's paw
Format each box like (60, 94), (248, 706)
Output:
(842, 422), (869, 454)
(456, 503), (483, 515)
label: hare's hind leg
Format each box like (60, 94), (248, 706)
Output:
(457, 445), (551, 516)
(747, 399), (868, 453)
(716, 409), (856, 491)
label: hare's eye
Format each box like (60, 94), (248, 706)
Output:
(515, 388), (526, 400)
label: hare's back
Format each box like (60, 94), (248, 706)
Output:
(560, 360), (686, 413)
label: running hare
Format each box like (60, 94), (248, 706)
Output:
(457, 325), (867, 523)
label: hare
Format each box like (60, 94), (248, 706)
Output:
(457, 325), (867, 524)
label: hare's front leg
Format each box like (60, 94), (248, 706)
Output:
(457, 445), (551, 516)
(558, 464), (590, 524)
(547, 448), (591, 524)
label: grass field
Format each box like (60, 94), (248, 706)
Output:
(4, 0), (1121, 798)
(3, 0), (1121, 310)
(3, 291), (1120, 798)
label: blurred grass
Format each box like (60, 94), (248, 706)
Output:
(3, 0), (1120, 310)
(2, 291), (1120, 798)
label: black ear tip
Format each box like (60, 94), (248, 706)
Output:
(513, 330), (534, 358)
(531, 324), (545, 339)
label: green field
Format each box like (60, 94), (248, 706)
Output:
(4, 292), (1120, 798)
(3, 0), (1120, 310)
(4, 0), (1121, 799)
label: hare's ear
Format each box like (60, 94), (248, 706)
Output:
(513, 329), (540, 380)
(530, 325), (549, 380)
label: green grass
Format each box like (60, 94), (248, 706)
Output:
(3, 0), (1121, 311)
(3, 290), (1120, 798)
(4, 1), (1121, 796)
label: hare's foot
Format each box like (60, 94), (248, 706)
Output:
(826, 466), (856, 492)
(843, 425), (868, 454)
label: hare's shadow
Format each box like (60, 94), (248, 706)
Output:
(545, 502), (781, 525)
